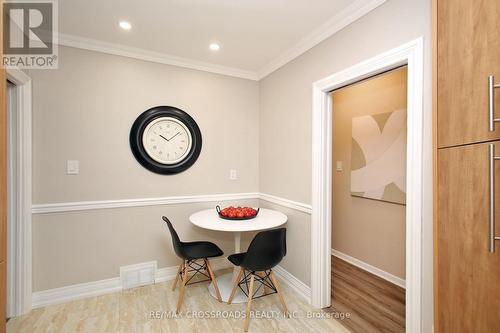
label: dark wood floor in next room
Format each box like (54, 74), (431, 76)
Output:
(326, 256), (405, 333)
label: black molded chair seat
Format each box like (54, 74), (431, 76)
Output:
(228, 252), (246, 266)
(230, 228), (286, 272)
(162, 216), (224, 312)
(227, 228), (288, 332)
(162, 216), (224, 261)
(183, 241), (224, 260)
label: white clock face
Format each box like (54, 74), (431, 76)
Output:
(142, 117), (193, 165)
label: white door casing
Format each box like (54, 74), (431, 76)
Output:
(311, 38), (424, 332)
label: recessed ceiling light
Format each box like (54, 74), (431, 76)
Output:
(119, 21), (132, 30)
(209, 43), (220, 51)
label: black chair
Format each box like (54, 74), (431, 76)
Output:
(227, 228), (288, 332)
(162, 216), (223, 313)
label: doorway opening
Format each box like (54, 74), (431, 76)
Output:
(328, 67), (407, 332)
(310, 38), (424, 332)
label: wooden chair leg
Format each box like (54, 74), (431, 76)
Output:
(243, 274), (255, 332)
(171, 261), (184, 291)
(205, 259), (222, 302)
(270, 270), (289, 317)
(176, 260), (189, 314)
(228, 268), (244, 304)
(258, 271), (269, 295)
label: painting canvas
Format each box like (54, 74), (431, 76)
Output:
(350, 109), (406, 205)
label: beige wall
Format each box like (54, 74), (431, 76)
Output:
(30, 46), (259, 204)
(331, 68), (407, 279)
(258, 0), (432, 330)
(29, 3), (433, 331)
(29, 46), (261, 290)
(258, 200), (311, 285)
(32, 199), (258, 291)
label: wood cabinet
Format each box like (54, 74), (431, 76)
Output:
(0, 262), (4, 332)
(438, 141), (500, 332)
(437, 0), (500, 148)
(435, 0), (500, 332)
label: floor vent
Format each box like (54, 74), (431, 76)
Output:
(120, 261), (157, 290)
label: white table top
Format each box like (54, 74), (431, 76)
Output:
(189, 208), (287, 232)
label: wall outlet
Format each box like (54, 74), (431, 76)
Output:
(229, 169), (238, 180)
(67, 160), (79, 175)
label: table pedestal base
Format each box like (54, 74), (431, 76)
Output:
(208, 272), (264, 304)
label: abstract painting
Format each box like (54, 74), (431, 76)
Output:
(350, 109), (407, 205)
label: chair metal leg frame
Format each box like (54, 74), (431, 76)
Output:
(229, 269), (289, 332)
(237, 269), (278, 300)
(179, 259), (212, 286)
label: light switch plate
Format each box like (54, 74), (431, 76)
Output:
(67, 160), (79, 175)
(336, 161), (343, 172)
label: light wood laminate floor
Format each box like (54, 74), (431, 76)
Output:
(7, 268), (351, 333)
(327, 256), (405, 333)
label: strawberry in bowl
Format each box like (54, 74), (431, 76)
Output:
(216, 205), (259, 220)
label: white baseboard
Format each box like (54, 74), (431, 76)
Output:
(32, 257), (233, 309)
(273, 265), (311, 303)
(331, 249), (406, 289)
(32, 277), (122, 309)
(32, 258), (309, 309)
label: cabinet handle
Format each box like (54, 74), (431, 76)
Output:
(488, 144), (500, 252)
(488, 75), (500, 131)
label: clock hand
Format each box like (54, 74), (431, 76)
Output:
(159, 134), (169, 141)
(167, 132), (180, 141)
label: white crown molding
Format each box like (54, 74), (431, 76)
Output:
(257, 0), (387, 79)
(32, 258), (307, 308)
(331, 249), (406, 289)
(259, 193), (312, 214)
(31, 192), (312, 215)
(57, 33), (259, 81)
(55, 0), (385, 82)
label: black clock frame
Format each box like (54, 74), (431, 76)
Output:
(130, 106), (202, 174)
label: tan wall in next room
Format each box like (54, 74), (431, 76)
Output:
(331, 67), (407, 279)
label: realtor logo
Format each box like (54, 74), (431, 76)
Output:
(3, 0), (58, 68)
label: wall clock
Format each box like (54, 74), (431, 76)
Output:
(130, 106), (202, 174)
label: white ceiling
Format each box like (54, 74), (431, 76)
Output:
(58, 0), (385, 79)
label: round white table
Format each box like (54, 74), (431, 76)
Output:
(189, 208), (287, 303)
